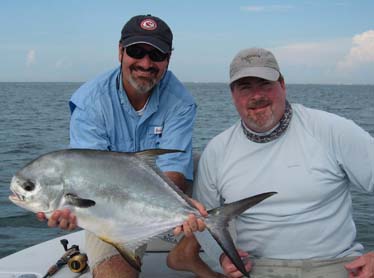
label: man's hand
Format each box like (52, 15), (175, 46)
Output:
(36, 208), (77, 230)
(345, 252), (374, 278)
(220, 250), (252, 278)
(173, 198), (208, 237)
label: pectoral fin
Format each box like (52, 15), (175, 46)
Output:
(99, 237), (142, 272)
(64, 193), (96, 208)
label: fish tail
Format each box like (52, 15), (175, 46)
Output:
(205, 192), (277, 278)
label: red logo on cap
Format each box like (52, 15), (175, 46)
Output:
(140, 19), (157, 31)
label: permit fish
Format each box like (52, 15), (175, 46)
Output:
(9, 149), (276, 277)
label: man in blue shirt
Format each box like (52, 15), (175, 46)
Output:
(37, 14), (197, 277)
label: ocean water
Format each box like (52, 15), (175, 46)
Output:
(0, 82), (373, 259)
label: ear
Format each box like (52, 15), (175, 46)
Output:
(118, 44), (124, 63)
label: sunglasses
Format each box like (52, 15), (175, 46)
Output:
(125, 45), (169, 62)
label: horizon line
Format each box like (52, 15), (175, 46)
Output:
(0, 81), (373, 86)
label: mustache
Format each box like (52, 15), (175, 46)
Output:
(247, 98), (272, 109)
(130, 65), (158, 74)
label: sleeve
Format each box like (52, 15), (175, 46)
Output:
(69, 100), (110, 150)
(330, 117), (374, 193)
(156, 103), (196, 180)
(193, 140), (222, 210)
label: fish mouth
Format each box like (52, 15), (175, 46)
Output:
(9, 188), (25, 203)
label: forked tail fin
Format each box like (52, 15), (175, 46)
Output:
(205, 192), (277, 277)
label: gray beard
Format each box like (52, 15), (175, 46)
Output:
(128, 75), (157, 95)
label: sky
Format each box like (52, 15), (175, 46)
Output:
(1, 0), (373, 84)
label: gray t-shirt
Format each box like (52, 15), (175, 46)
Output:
(194, 103), (374, 260)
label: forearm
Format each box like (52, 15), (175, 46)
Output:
(164, 171), (188, 193)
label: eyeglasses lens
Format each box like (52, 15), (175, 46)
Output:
(126, 45), (168, 62)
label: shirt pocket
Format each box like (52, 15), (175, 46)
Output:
(142, 126), (162, 149)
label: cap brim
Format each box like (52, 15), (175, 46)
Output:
(121, 36), (170, 53)
(230, 67), (280, 83)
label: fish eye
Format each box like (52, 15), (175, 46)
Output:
(23, 180), (35, 191)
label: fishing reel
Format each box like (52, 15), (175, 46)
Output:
(42, 239), (88, 277)
(60, 239), (88, 273)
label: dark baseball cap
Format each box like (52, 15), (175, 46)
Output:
(120, 14), (173, 53)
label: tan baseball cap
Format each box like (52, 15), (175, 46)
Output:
(230, 48), (280, 84)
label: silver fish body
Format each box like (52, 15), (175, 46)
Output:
(9, 149), (276, 277)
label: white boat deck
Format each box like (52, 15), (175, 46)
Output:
(0, 230), (221, 278)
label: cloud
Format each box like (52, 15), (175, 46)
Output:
(26, 49), (36, 67)
(272, 39), (349, 68)
(267, 39), (355, 84)
(240, 5), (293, 12)
(55, 58), (73, 70)
(337, 30), (374, 70)
(267, 35), (374, 84)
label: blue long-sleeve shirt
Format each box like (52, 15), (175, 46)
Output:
(68, 67), (196, 179)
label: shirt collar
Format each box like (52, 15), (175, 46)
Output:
(241, 101), (293, 143)
(117, 68), (161, 117)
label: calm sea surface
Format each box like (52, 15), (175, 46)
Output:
(0, 82), (373, 258)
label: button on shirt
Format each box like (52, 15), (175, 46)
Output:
(68, 67), (196, 179)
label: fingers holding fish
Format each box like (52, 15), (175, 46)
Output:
(182, 215), (193, 237)
(47, 208), (77, 230)
(47, 210), (60, 227)
(173, 214), (206, 237)
(61, 212), (77, 231)
(57, 217), (69, 230)
(188, 214), (206, 234)
(197, 218), (205, 232)
(185, 214), (199, 237)
(48, 209), (64, 228)
(188, 198), (208, 217)
(69, 213), (77, 230)
(173, 214), (195, 237)
(220, 250), (252, 278)
(36, 212), (47, 222)
(173, 198), (208, 237)
(173, 225), (182, 236)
